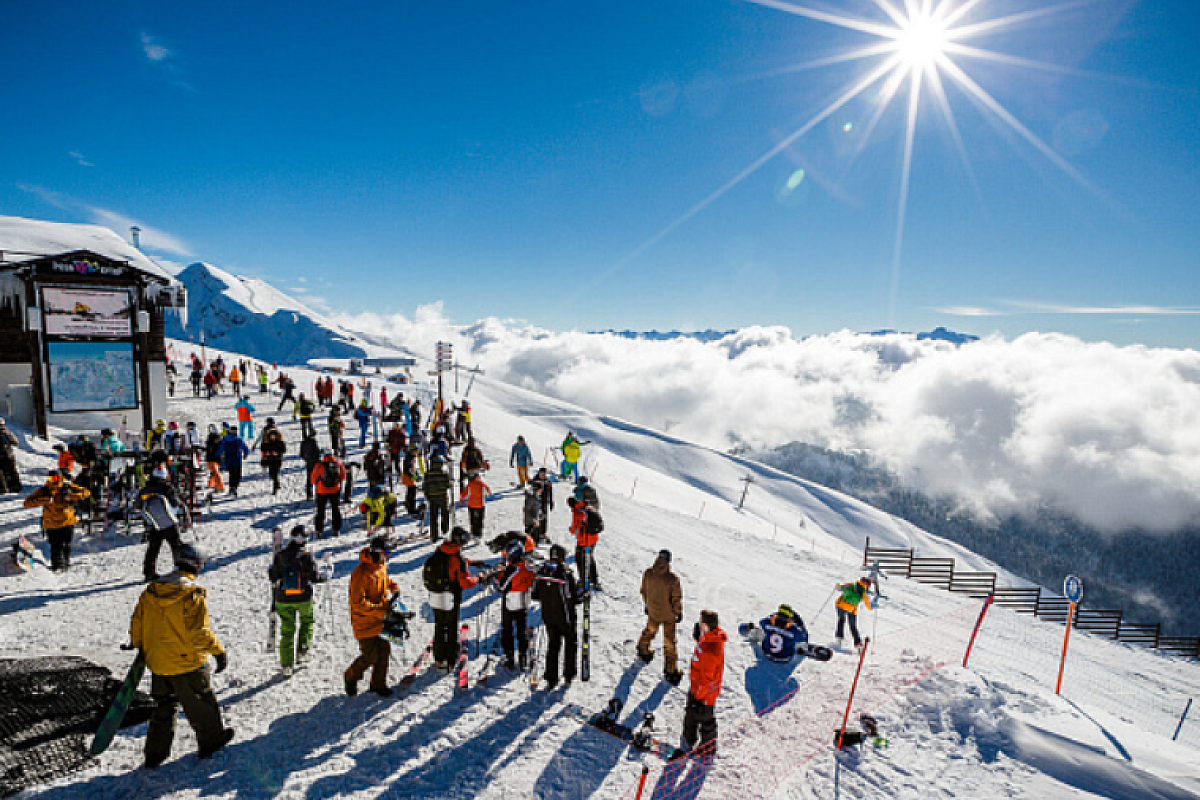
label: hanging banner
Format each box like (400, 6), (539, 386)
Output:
(46, 341), (139, 412)
(41, 287), (134, 338)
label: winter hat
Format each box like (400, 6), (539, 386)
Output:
(450, 527), (470, 546)
(290, 525), (308, 543)
(175, 543), (206, 574)
(369, 535), (389, 555)
(656, 549), (672, 564)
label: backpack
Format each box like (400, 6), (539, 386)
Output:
(320, 461), (341, 489)
(423, 548), (452, 593)
(280, 562), (309, 597)
(585, 508), (604, 536)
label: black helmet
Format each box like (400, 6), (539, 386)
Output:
(450, 526), (470, 546)
(549, 544), (567, 563)
(506, 541), (526, 563)
(290, 525), (308, 543)
(266, 417), (276, 426)
(175, 543), (206, 574)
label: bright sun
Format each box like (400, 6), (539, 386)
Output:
(895, 13), (950, 69)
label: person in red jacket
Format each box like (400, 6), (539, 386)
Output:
(568, 497), (601, 591)
(344, 537), (400, 697)
(311, 453), (346, 537)
(459, 473), (492, 541)
(498, 541), (538, 670)
(682, 609), (726, 756)
(425, 527), (480, 669)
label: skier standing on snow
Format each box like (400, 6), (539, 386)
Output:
(529, 467), (554, 543)
(219, 427), (250, 498)
(458, 437), (488, 492)
(409, 399), (422, 437)
(531, 544), (580, 688)
(204, 424), (226, 494)
(354, 399), (373, 449)
(258, 419), (287, 495)
(522, 485), (542, 540)
(573, 475), (600, 510)
(497, 541), (537, 670)
(421, 455), (453, 542)
(559, 432), (589, 481)
(269, 526), (326, 676)
(509, 435), (533, 487)
(344, 536), (399, 697)
(363, 442), (388, 494)
(138, 465), (184, 582)
(637, 549), (684, 684)
(834, 577), (873, 649)
(234, 396), (256, 442)
(459, 472), (492, 541)
(568, 496), (601, 591)
(328, 407), (346, 458)
(295, 393), (316, 440)
(682, 609), (726, 757)
(401, 444), (422, 515)
(312, 452), (346, 537)
(299, 434), (320, 501)
(424, 527), (479, 670)
(23, 470), (90, 571)
(387, 422), (406, 475)
(130, 544), (233, 767)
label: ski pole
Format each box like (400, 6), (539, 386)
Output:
(811, 586), (838, 626)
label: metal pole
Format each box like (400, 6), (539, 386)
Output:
(1173, 699), (1192, 742)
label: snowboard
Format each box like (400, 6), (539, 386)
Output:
(89, 651), (147, 755)
(567, 698), (687, 761)
(11, 535), (34, 572)
(381, 596), (415, 645)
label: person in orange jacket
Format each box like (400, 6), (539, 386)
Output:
(459, 472), (492, 541)
(682, 609), (726, 756)
(496, 542), (538, 670)
(568, 496), (601, 591)
(311, 453), (346, 537)
(53, 444), (76, 479)
(425, 527), (480, 669)
(344, 536), (400, 697)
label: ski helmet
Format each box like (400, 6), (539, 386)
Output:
(369, 535), (390, 557)
(450, 526), (470, 546)
(506, 541), (526, 563)
(290, 525), (308, 543)
(860, 577), (872, 587)
(549, 544), (567, 563)
(174, 543), (206, 574)
(777, 603), (798, 622)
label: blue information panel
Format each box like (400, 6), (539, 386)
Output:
(1063, 575), (1083, 604)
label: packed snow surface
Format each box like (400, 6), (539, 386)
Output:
(2, 345), (1197, 799)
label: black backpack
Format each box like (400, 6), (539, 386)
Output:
(423, 548), (452, 592)
(320, 461), (341, 489)
(585, 508), (604, 536)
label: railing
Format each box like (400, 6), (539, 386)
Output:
(863, 537), (1198, 660)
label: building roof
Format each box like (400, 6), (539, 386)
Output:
(0, 215), (174, 283)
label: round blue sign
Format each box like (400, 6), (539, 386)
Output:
(1063, 575), (1083, 604)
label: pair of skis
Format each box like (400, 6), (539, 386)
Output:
(567, 698), (686, 761)
(581, 546), (592, 683)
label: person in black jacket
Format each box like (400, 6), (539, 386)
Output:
(0, 419), (20, 495)
(138, 466), (184, 582)
(268, 526), (326, 675)
(259, 419), (287, 495)
(299, 434), (321, 500)
(204, 425), (226, 494)
(528, 467), (554, 543)
(532, 544), (580, 688)
(421, 456), (453, 542)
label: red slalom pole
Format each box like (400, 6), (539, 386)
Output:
(963, 595), (995, 668)
(633, 764), (650, 799)
(1055, 601), (1077, 695)
(836, 637), (870, 748)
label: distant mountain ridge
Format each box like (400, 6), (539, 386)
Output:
(599, 326), (979, 345)
(166, 262), (380, 365)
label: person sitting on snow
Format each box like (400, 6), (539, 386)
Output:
(739, 604), (809, 663)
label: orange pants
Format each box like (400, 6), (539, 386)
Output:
(206, 461), (225, 492)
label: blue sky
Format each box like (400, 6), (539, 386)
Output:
(4, 0), (1199, 346)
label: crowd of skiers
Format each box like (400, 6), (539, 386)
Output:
(9, 353), (883, 768)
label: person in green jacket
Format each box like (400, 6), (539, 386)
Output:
(834, 577), (873, 648)
(560, 432), (590, 481)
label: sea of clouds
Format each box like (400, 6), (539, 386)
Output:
(338, 305), (1200, 535)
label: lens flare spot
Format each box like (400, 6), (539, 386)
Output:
(786, 169), (807, 191)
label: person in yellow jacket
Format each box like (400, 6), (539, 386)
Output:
(560, 431), (590, 481)
(23, 469), (90, 571)
(344, 536), (400, 697)
(129, 544), (233, 768)
(834, 577), (873, 648)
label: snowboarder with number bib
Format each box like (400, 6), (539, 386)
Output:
(740, 604), (809, 662)
(834, 577), (873, 649)
(344, 536), (399, 697)
(637, 549), (683, 684)
(423, 527), (479, 670)
(269, 526), (326, 677)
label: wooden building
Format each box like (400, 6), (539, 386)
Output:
(0, 216), (185, 439)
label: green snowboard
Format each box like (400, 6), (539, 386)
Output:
(89, 651), (146, 755)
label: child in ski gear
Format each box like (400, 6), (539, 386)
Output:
(638, 549), (683, 683)
(219, 429), (250, 497)
(130, 544), (233, 767)
(532, 544), (580, 687)
(529, 467), (554, 542)
(835, 578), (873, 647)
(573, 475), (600, 510)
(312, 453), (346, 537)
(259, 420), (287, 495)
(682, 609), (725, 756)
(568, 497), (601, 590)
(234, 396), (256, 441)
(204, 425), (226, 494)
(361, 484), (398, 533)
(559, 432), (589, 480)
(138, 466), (183, 582)
(459, 472), (492, 540)
(24, 470), (90, 571)
(742, 604), (808, 663)
(270, 526), (326, 674)
(421, 456), (453, 542)
(510, 435), (533, 486)
(424, 527), (479, 669)
(345, 536), (399, 697)
(498, 541), (537, 670)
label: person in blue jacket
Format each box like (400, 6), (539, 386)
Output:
(219, 428), (250, 497)
(234, 396), (256, 441)
(739, 604), (808, 663)
(510, 435), (533, 487)
(354, 400), (373, 449)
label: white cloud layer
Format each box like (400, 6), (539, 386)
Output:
(335, 306), (1200, 535)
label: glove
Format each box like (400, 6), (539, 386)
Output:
(213, 652), (228, 673)
(676, 613), (683, 624)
